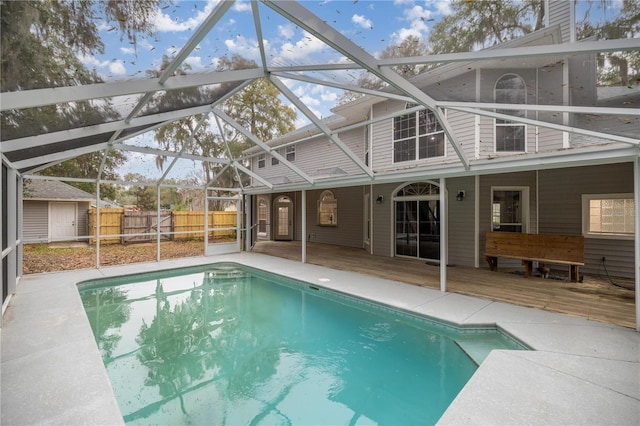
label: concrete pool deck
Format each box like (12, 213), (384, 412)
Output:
(2, 253), (639, 425)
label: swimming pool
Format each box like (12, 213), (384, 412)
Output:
(79, 263), (526, 425)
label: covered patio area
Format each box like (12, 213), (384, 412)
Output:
(251, 241), (636, 329)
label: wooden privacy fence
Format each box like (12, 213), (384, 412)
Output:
(88, 209), (237, 244)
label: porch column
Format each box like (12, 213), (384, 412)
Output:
(440, 177), (447, 292)
(156, 185), (161, 262)
(244, 194), (251, 252)
(635, 157), (639, 331)
(302, 190), (307, 263)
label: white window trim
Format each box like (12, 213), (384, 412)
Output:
(391, 107), (447, 165)
(257, 153), (266, 168)
(582, 193), (635, 240)
(493, 73), (527, 154)
(490, 186), (530, 233)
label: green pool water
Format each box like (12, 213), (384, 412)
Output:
(78, 263), (526, 425)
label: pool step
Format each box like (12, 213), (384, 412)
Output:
(454, 335), (520, 366)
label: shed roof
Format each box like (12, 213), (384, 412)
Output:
(24, 179), (96, 201)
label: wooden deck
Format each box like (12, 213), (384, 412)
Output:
(251, 241), (636, 329)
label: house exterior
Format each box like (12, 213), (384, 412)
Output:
(244, 8), (638, 279)
(23, 179), (117, 243)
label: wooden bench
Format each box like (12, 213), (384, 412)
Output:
(485, 231), (585, 282)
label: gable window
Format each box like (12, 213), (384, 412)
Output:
(491, 187), (529, 233)
(393, 105), (444, 163)
(495, 74), (526, 152)
(318, 190), (337, 226)
(582, 194), (635, 239)
(286, 145), (295, 161)
(258, 154), (266, 168)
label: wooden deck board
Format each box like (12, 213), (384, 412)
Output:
(251, 241), (636, 329)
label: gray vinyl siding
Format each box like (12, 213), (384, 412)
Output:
(447, 176), (476, 267)
(538, 163), (635, 278)
(548, 0), (571, 42)
(371, 101), (403, 172)
(478, 171), (538, 268)
(250, 128), (366, 185)
(371, 183), (397, 257)
(77, 202), (89, 238)
(23, 201), (48, 243)
(305, 186), (363, 248)
(446, 110), (476, 160)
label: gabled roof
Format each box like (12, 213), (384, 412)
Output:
(23, 179), (96, 201)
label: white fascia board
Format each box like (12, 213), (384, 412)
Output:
(212, 107), (314, 184)
(0, 68), (264, 112)
(270, 76), (373, 178)
(262, 1), (469, 170)
(378, 38), (640, 67)
(241, 144), (639, 195)
(438, 101), (640, 116)
(451, 106), (640, 145)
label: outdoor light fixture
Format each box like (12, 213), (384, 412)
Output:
(376, 195), (384, 204)
(456, 190), (466, 201)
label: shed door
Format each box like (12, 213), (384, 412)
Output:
(50, 202), (77, 241)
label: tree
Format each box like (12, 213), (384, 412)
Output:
(579, 1), (640, 86)
(151, 54), (296, 188)
(427, 0), (545, 54)
(38, 150), (126, 201)
(337, 35), (430, 105)
(0, 0), (164, 193)
(427, 0), (639, 86)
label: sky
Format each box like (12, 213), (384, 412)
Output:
(76, 0), (623, 183)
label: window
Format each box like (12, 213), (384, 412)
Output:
(393, 105), (444, 163)
(318, 190), (337, 226)
(583, 194), (635, 238)
(271, 155), (279, 166)
(286, 145), (295, 161)
(495, 74), (526, 152)
(258, 154), (265, 168)
(258, 199), (268, 234)
(491, 187), (528, 233)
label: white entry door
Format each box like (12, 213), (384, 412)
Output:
(50, 202), (77, 241)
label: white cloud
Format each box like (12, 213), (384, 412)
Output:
(321, 91), (338, 102)
(78, 54), (109, 69)
(390, 4), (432, 43)
(184, 56), (204, 70)
(233, 0), (251, 12)
(352, 14), (373, 29)
(224, 35), (261, 62)
(278, 24), (295, 39)
(109, 61), (127, 75)
(431, 0), (453, 16)
(152, 0), (219, 32)
(120, 47), (135, 55)
(277, 31), (326, 63)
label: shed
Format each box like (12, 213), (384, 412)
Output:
(23, 180), (118, 243)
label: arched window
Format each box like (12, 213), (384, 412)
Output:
(318, 190), (337, 226)
(495, 74), (526, 152)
